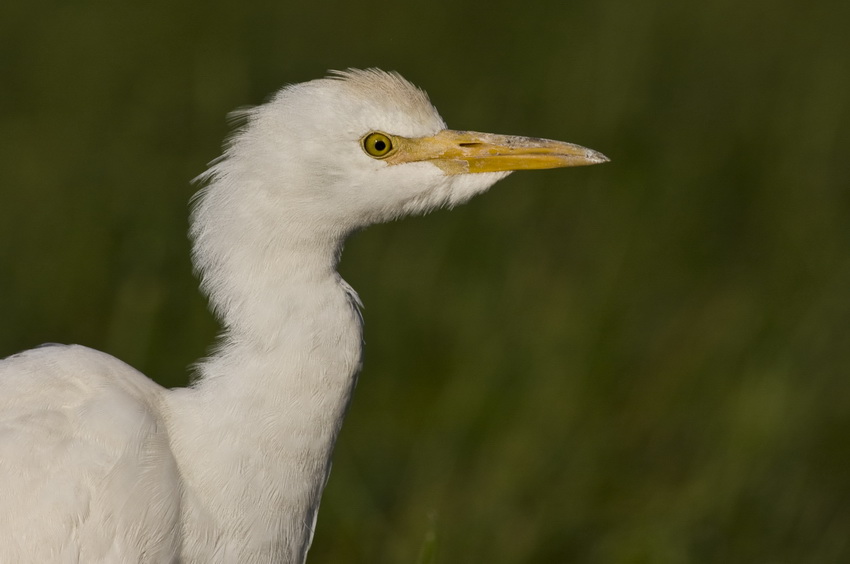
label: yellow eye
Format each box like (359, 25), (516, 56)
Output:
(362, 132), (394, 158)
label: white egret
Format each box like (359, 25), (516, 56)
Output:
(0, 69), (607, 563)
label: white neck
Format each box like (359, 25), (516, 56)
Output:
(165, 181), (364, 563)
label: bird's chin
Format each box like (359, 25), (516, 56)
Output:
(445, 171), (512, 207)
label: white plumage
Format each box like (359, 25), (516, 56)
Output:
(0, 69), (606, 563)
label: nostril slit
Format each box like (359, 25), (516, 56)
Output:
(458, 142), (482, 147)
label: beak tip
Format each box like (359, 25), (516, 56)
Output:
(587, 149), (610, 164)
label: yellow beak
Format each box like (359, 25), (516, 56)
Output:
(385, 129), (608, 175)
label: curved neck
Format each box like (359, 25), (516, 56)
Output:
(166, 191), (364, 562)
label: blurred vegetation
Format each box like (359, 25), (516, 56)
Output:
(2, 0), (849, 562)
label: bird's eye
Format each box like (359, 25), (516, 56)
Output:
(362, 132), (394, 158)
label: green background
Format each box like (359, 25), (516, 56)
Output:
(2, 0), (849, 562)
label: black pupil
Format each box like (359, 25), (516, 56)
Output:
(374, 139), (386, 152)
